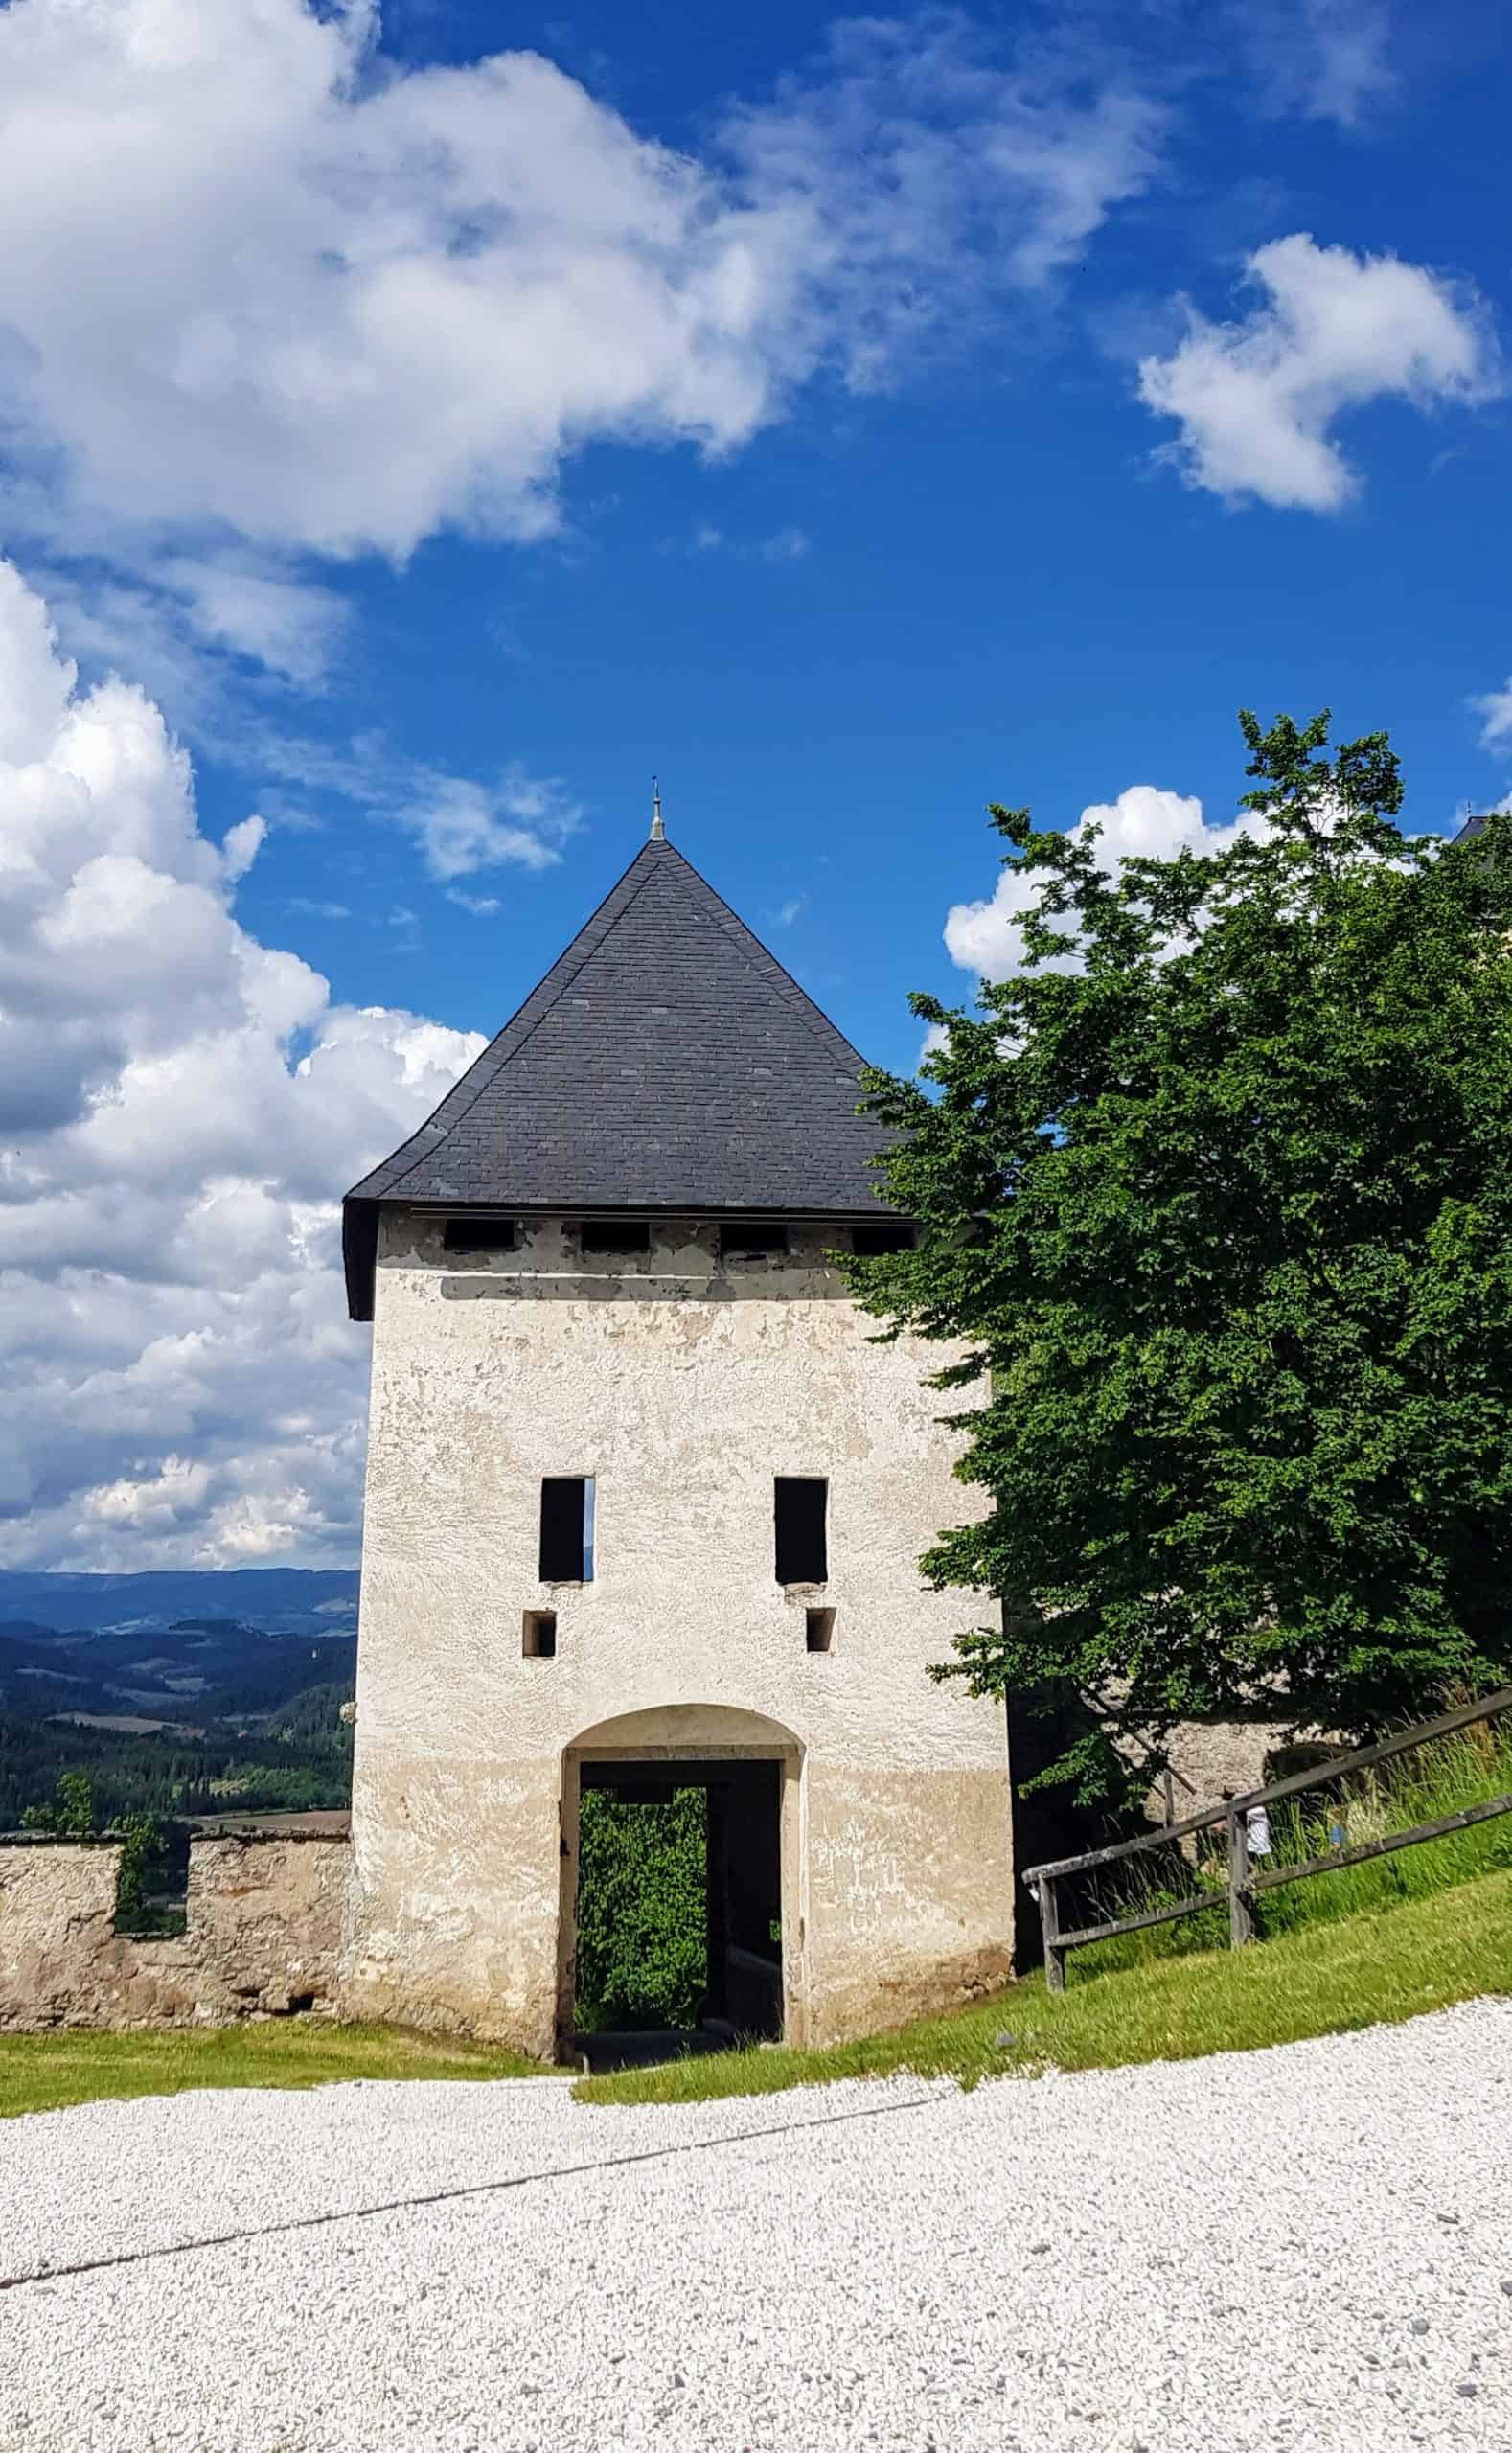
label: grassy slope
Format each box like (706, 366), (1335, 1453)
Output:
(6, 1865), (1508, 2123)
(0, 2019), (544, 2121)
(574, 1862), (1512, 2106)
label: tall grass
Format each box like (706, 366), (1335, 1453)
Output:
(1068, 1708), (1512, 1981)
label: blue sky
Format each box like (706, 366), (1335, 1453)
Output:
(1, 0), (1509, 1567)
(211, 0), (1511, 1070)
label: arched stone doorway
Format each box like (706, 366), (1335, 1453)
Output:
(557, 1705), (806, 2064)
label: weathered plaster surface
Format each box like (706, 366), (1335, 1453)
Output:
(0, 1833), (349, 2032)
(344, 1211), (1013, 2052)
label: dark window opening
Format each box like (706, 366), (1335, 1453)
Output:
(721, 1221), (790, 1261)
(805, 1607), (836, 1653)
(113, 1819), (190, 1938)
(523, 1609), (558, 1659)
(850, 1219), (916, 1256)
(580, 1218), (652, 1255)
(775, 1476), (827, 1585)
(539, 1477), (594, 1582)
(443, 1214), (517, 1253)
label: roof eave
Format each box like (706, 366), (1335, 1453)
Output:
(340, 1187), (905, 1320)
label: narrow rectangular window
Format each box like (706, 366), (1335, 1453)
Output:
(539, 1477), (594, 1581)
(444, 1214), (517, 1253)
(775, 1476), (827, 1585)
(580, 1218), (651, 1254)
(722, 1221), (790, 1261)
(850, 1219), (915, 1256)
(522, 1609), (557, 1659)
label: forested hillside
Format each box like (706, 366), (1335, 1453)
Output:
(0, 1589), (357, 1828)
(0, 1684), (355, 1828)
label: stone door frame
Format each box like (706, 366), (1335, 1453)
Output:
(556, 1708), (807, 2053)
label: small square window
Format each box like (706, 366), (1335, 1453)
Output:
(523, 1610), (557, 1659)
(805, 1607), (836, 1654)
(721, 1221), (790, 1261)
(443, 1214), (517, 1254)
(580, 1219), (651, 1255)
(850, 1220), (916, 1256)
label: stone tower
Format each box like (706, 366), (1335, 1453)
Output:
(340, 823), (1013, 2057)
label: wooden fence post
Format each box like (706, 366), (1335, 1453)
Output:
(1227, 1807), (1254, 1948)
(1041, 1872), (1066, 1993)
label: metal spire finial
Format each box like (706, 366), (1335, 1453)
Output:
(650, 776), (665, 841)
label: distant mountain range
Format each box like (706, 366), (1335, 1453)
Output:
(0, 1570), (360, 1735)
(0, 1568), (358, 1638)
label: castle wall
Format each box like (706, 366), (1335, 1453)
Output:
(343, 1211), (1013, 2054)
(0, 1829), (350, 2032)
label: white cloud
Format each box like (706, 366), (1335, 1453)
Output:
(0, 0), (1163, 672)
(942, 785), (1256, 981)
(0, 560), (484, 1569)
(155, 559), (351, 690)
(222, 722), (580, 885)
(1240, 1), (1395, 128)
(401, 762), (580, 883)
(760, 527), (812, 564)
(1138, 234), (1496, 512)
(725, 15), (1164, 379)
(1474, 678), (1512, 749)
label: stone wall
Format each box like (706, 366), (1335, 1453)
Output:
(0, 1828), (351, 2032)
(1157, 1716), (1340, 1818)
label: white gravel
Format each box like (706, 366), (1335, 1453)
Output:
(1, 2000), (1508, 2453)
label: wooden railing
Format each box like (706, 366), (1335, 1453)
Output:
(1021, 1686), (1512, 1993)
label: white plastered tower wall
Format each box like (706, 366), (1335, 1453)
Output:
(341, 1212), (1013, 2056)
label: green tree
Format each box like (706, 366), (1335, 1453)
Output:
(852, 713), (1512, 1800)
(20, 1768), (96, 1836)
(113, 1810), (168, 1930)
(574, 1788), (707, 2030)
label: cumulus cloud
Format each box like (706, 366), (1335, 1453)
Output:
(1138, 235), (1496, 512)
(0, 0), (1163, 675)
(1474, 678), (1512, 749)
(941, 785), (1254, 983)
(0, 562), (483, 1569)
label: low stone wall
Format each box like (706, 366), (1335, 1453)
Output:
(0, 1829), (352, 2033)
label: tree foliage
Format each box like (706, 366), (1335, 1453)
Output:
(20, 1767), (95, 1837)
(851, 712), (1512, 1799)
(574, 1788), (707, 2030)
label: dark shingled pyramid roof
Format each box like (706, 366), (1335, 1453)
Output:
(342, 832), (895, 1318)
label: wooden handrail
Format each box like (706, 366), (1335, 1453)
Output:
(1023, 1685), (1512, 1886)
(1021, 1685), (1512, 1993)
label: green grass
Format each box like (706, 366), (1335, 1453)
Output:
(1061, 1714), (1512, 1982)
(0, 2018), (546, 2121)
(572, 1861), (1512, 2105)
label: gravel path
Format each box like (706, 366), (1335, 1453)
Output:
(1, 2001), (1508, 2452)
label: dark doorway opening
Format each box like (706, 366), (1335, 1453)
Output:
(573, 1756), (783, 2073)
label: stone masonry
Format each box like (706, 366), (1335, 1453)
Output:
(0, 1827), (350, 2032)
